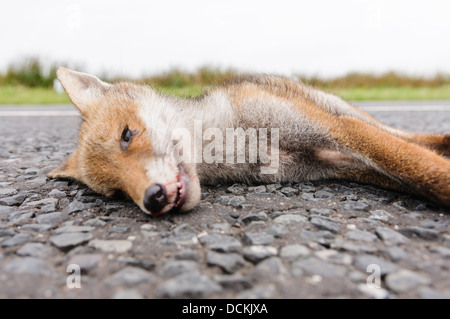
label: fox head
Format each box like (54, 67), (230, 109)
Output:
(48, 68), (201, 216)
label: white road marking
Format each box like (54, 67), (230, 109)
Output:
(359, 105), (450, 112)
(0, 105), (449, 117)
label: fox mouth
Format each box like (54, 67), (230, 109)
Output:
(149, 164), (189, 217)
(174, 164), (189, 209)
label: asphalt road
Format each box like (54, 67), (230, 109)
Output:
(0, 102), (449, 299)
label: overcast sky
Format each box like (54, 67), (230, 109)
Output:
(1, 0), (450, 78)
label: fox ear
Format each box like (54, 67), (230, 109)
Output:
(47, 150), (83, 181)
(56, 67), (110, 116)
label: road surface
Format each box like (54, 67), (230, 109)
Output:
(0, 102), (449, 299)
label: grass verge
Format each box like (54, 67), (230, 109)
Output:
(1, 84), (450, 104)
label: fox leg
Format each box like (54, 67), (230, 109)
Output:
(389, 132), (450, 157)
(317, 98), (450, 157)
(358, 110), (450, 157)
(318, 116), (450, 207)
(314, 149), (412, 194)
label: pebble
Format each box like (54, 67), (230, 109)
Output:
(301, 193), (316, 201)
(50, 232), (93, 249)
(218, 196), (245, 207)
(173, 223), (197, 234)
(210, 223), (231, 234)
(242, 232), (274, 245)
(429, 246), (450, 258)
(354, 255), (398, 275)
(0, 193), (27, 206)
(113, 289), (144, 299)
(84, 218), (107, 227)
(40, 203), (56, 214)
(55, 226), (94, 233)
(236, 284), (276, 299)
(173, 249), (201, 261)
(369, 210), (392, 222)
(420, 219), (447, 229)
(36, 212), (70, 225)
(399, 226), (440, 241)
(4, 257), (56, 277)
(341, 201), (371, 211)
(109, 224), (131, 234)
(161, 232), (198, 247)
(385, 270), (431, 293)
(160, 260), (201, 277)
(247, 185), (267, 193)
(1, 233), (30, 247)
(251, 257), (288, 279)
(8, 211), (34, 225)
(331, 240), (377, 253)
(265, 224), (287, 238)
(314, 249), (352, 265)
(280, 187), (298, 196)
(346, 229), (378, 242)
(48, 189), (66, 198)
(314, 190), (334, 199)
(298, 183), (315, 193)
(243, 245), (278, 263)
(68, 254), (104, 273)
(122, 257), (156, 271)
(21, 198), (58, 210)
(240, 211), (268, 224)
(226, 184), (246, 195)
(88, 239), (132, 253)
(199, 234), (243, 253)
(266, 183), (282, 193)
(0, 188), (18, 197)
(213, 274), (252, 291)
(375, 227), (409, 246)
(0, 228), (15, 237)
(383, 247), (409, 261)
(310, 216), (341, 233)
(309, 208), (333, 216)
(155, 273), (222, 298)
(280, 244), (310, 261)
(20, 224), (53, 232)
(300, 229), (335, 244)
(0, 205), (15, 218)
(292, 257), (347, 278)
(207, 252), (245, 273)
(106, 266), (156, 286)
(273, 214), (307, 225)
(64, 200), (86, 214)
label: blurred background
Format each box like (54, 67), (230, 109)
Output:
(1, 0), (450, 103)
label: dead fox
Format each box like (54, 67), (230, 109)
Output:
(48, 68), (450, 216)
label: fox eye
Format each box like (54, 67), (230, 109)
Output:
(120, 126), (132, 149)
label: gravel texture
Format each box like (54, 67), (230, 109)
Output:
(0, 107), (449, 298)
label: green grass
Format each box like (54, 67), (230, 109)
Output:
(158, 85), (206, 98)
(0, 86), (70, 104)
(328, 85), (450, 101)
(1, 84), (450, 104)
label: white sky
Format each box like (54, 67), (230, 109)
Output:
(1, 0), (450, 78)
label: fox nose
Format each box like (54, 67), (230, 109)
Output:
(143, 184), (167, 214)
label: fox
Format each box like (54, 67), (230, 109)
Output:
(48, 67), (450, 216)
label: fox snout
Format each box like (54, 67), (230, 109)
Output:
(143, 184), (167, 215)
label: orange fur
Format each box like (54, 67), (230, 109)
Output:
(49, 68), (450, 215)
